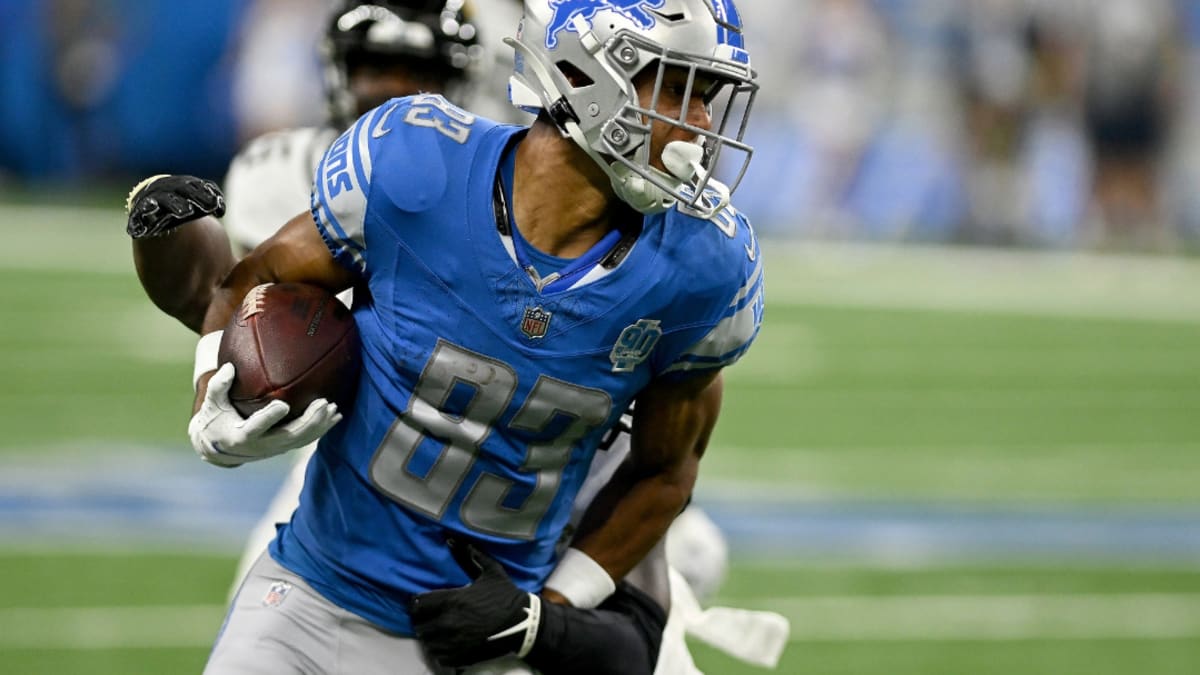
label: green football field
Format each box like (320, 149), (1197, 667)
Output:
(2, 202), (1199, 673)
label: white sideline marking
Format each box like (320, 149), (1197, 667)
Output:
(760, 240), (1200, 323)
(0, 205), (131, 274)
(6, 204), (1200, 321)
(2, 594), (1198, 649)
(699, 443), (1200, 502)
(0, 605), (226, 649)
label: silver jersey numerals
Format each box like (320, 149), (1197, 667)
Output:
(403, 94), (475, 144)
(370, 340), (612, 540)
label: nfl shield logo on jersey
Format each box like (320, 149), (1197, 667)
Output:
(262, 580), (293, 608)
(610, 319), (662, 372)
(521, 306), (552, 339)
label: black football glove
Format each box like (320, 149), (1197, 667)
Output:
(125, 174), (226, 239)
(410, 539), (542, 667)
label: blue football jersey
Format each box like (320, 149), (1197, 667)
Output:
(269, 94), (764, 634)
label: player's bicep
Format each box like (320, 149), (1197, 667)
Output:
(630, 371), (724, 474)
(200, 209), (357, 344)
(241, 209), (359, 294)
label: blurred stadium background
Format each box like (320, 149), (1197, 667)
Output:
(2, 0), (1199, 673)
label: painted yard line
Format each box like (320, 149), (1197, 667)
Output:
(698, 502), (1200, 565)
(0, 205), (130, 274)
(752, 592), (1200, 641)
(2, 445), (1200, 563)
(761, 240), (1200, 322)
(715, 389), (1199, 407)
(0, 605), (226, 649)
(3, 593), (1198, 649)
(702, 442), (1200, 482)
(700, 443), (1200, 495)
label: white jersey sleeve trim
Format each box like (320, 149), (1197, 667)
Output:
(665, 258), (764, 373)
(313, 106), (385, 275)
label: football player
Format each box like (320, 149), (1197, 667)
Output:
(126, 2), (782, 667)
(128, 0), (487, 589)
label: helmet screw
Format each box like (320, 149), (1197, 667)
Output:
(587, 103), (600, 117)
(618, 46), (638, 65)
(608, 127), (629, 146)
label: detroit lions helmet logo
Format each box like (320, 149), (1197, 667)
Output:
(545, 0), (667, 49)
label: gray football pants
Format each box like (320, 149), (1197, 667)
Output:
(204, 552), (535, 675)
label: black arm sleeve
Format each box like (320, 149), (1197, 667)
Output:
(525, 581), (668, 675)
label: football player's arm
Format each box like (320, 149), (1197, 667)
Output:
(194, 209), (358, 408)
(187, 210), (357, 467)
(412, 541), (668, 675)
(552, 370), (723, 601)
(523, 542), (670, 674)
(126, 176), (237, 333)
(132, 216), (236, 333)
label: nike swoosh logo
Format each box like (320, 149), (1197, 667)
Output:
(371, 104), (398, 139)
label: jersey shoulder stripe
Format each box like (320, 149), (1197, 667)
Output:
(660, 202), (764, 375)
(312, 95), (504, 276)
(312, 105), (385, 275)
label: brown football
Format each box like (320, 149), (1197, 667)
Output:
(218, 282), (359, 423)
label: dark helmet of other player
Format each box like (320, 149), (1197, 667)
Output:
(323, 0), (484, 128)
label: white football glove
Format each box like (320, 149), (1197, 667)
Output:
(189, 363), (343, 468)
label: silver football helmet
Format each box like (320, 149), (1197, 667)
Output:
(507, 0), (757, 217)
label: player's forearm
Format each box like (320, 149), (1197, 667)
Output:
(570, 372), (723, 583)
(198, 211), (355, 336)
(199, 256), (275, 335)
(571, 457), (697, 581)
(194, 211), (359, 413)
(526, 582), (666, 675)
(132, 215), (236, 333)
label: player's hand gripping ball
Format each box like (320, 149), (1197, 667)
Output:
(218, 282), (360, 424)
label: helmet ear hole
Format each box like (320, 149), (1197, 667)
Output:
(555, 61), (594, 88)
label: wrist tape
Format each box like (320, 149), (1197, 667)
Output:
(193, 330), (224, 391)
(544, 548), (616, 609)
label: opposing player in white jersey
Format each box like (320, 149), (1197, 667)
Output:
(125, 1), (785, 672)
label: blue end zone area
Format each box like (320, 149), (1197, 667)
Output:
(4, 446), (1199, 565)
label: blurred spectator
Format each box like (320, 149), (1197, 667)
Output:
(1168, 0), (1200, 247)
(1080, 0), (1179, 250)
(949, 0), (1184, 250)
(947, 0), (1091, 246)
(230, 0), (330, 142)
(0, 0), (77, 180)
(1, 0), (1197, 253)
(736, 0), (967, 240)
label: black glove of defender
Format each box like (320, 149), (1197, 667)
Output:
(125, 174), (226, 239)
(410, 539), (541, 667)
